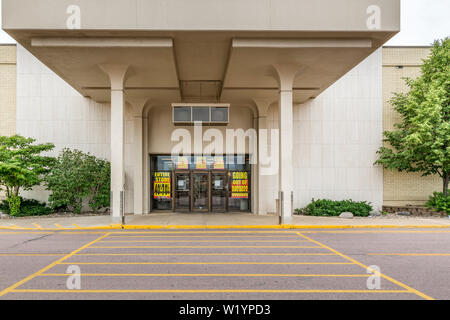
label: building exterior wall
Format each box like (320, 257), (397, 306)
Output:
(382, 47), (441, 206)
(0, 44), (16, 137)
(15, 45), (125, 209)
(7, 45), (440, 213)
(286, 49), (383, 213)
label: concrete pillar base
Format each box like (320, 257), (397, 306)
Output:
(111, 216), (125, 225)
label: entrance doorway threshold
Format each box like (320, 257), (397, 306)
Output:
(125, 212), (280, 227)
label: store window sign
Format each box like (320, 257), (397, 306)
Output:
(213, 157), (225, 170)
(195, 156), (207, 170)
(153, 172), (171, 199)
(231, 172), (248, 199)
(177, 156), (189, 169)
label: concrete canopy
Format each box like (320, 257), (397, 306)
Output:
(2, 0), (400, 107)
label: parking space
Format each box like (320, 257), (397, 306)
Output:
(0, 229), (448, 300)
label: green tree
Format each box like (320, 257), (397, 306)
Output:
(0, 135), (55, 215)
(44, 149), (110, 214)
(375, 38), (450, 196)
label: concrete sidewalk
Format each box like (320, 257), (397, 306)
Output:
(1, 212), (450, 230)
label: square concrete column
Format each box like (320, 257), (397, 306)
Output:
(143, 117), (150, 213)
(100, 64), (128, 224)
(278, 90), (294, 224)
(253, 98), (275, 216)
(273, 65), (300, 224)
(133, 115), (144, 215)
(128, 98), (148, 216)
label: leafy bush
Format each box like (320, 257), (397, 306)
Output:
(44, 149), (110, 214)
(0, 135), (55, 215)
(0, 197), (52, 217)
(295, 199), (373, 217)
(7, 195), (20, 216)
(425, 191), (450, 214)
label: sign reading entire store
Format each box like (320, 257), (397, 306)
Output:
(153, 172), (171, 199)
(231, 172), (248, 199)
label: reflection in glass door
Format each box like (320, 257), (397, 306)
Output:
(174, 172), (190, 211)
(193, 172), (209, 211)
(211, 172), (227, 212)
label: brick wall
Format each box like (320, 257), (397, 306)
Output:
(382, 47), (441, 206)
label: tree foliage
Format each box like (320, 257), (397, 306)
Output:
(44, 149), (110, 214)
(0, 135), (55, 215)
(375, 38), (450, 195)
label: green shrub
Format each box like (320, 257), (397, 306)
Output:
(425, 191), (450, 214)
(0, 197), (52, 217)
(44, 149), (110, 214)
(296, 199), (373, 217)
(7, 195), (21, 216)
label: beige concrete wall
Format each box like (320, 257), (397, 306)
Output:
(262, 49), (384, 213)
(3, 0), (400, 32)
(0, 45), (16, 201)
(0, 45), (16, 137)
(382, 47), (441, 206)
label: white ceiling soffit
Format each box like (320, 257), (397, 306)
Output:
(232, 38), (372, 48)
(31, 37), (173, 48)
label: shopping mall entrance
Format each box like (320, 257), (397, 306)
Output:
(151, 155), (251, 213)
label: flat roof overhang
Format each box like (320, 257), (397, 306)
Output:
(2, 0), (400, 106)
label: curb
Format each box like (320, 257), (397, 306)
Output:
(1, 224), (450, 231)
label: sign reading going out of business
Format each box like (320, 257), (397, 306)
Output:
(153, 172), (171, 199)
(231, 172), (248, 199)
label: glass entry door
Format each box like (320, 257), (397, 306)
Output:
(174, 172), (190, 211)
(192, 172), (209, 212)
(211, 172), (227, 212)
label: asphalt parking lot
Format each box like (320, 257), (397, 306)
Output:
(0, 228), (449, 300)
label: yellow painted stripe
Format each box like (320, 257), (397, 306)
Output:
(1, 224), (450, 231)
(32, 224), (42, 229)
(0, 232), (111, 298)
(107, 235), (299, 238)
(368, 253), (450, 256)
(39, 273), (370, 277)
(302, 230), (450, 234)
(296, 232), (435, 300)
(0, 254), (66, 256)
(89, 245), (321, 249)
(98, 240), (310, 243)
(72, 224), (81, 229)
(75, 253), (336, 256)
(58, 262), (353, 265)
(54, 224), (63, 229)
(0, 232), (54, 235)
(11, 289), (411, 294)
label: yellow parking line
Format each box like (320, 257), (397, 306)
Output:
(0, 232), (54, 235)
(0, 254), (66, 256)
(368, 253), (450, 256)
(296, 232), (434, 300)
(32, 224), (42, 229)
(72, 224), (81, 229)
(54, 224), (63, 229)
(89, 245), (321, 249)
(39, 273), (370, 277)
(107, 231), (298, 234)
(98, 240), (310, 243)
(0, 232), (110, 298)
(11, 289), (411, 294)
(302, 230), (450, 234)
(74, 253), (336, 256)
(58, 262), (353, 265)
(108, 235), (299, 237)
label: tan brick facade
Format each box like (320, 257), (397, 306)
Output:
(382, 47), (441, 206)
(0, 44), (16, 137)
